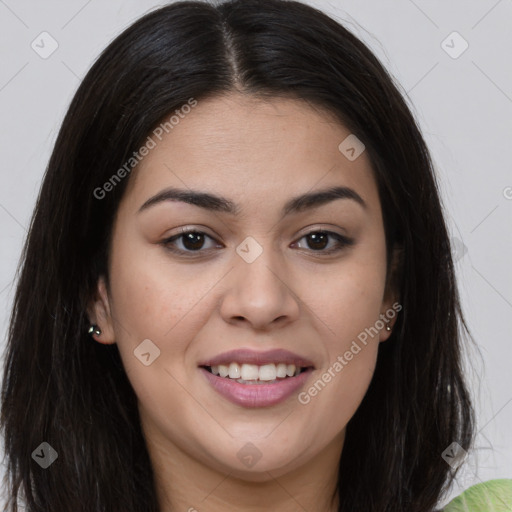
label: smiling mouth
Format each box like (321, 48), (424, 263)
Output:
(201, 362), (312, 385)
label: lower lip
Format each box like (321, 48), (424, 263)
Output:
(200, 367), (313, 408)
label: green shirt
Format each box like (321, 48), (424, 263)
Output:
(442, 479), (512, 511)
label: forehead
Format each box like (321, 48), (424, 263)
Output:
(121, 93), (379, 215)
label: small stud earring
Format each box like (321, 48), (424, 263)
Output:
(385, 324), (392, 332)
(88, 325), (102, 336)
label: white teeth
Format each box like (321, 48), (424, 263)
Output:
(276, 363), (288, 378)
(240, 364), (259, 380)
(228, 362), (241, 379)
(258, 364), (277, 381)
(208, 362), (306, 381)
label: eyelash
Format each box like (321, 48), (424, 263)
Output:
(161, 228), (354, 257)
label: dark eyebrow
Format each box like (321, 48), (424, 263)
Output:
(137, 185), (366, 217)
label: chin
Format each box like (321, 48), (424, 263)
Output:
(205, 445), (309, 482)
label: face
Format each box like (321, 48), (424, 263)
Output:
(90, 93), (397, 481)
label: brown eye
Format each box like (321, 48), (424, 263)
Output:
(180, 232), (206, 251)
(305, 232), (329, 250)
(162, 230), (221, 255)
(293, 230), (354, 254)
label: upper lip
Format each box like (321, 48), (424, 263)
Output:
(198, 348), (315, 368)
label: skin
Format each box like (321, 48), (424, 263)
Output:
(88, 93), (399, 511)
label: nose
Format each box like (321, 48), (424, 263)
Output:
(219, 243), (301, 332)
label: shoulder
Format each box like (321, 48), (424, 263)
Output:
(441, 479), (512, 511)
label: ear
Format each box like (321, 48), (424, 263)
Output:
(379, 244), (403, 342)
(86, 275), (116, 345)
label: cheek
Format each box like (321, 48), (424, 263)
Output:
(294, 247), (386, 420)
(106, 252), (205, 422)
(106, 236), (209, 390)
(297, 256), (387, 342)
(298, 297), (381, 440)
(307, 349), (378, 444)
(108, 231), (212, 338)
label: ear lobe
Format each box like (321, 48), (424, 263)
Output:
(86, 276), (116, 345)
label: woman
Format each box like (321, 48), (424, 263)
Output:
(2, 0), (506, 510)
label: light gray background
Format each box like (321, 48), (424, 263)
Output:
(0, 0), (511, 508)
